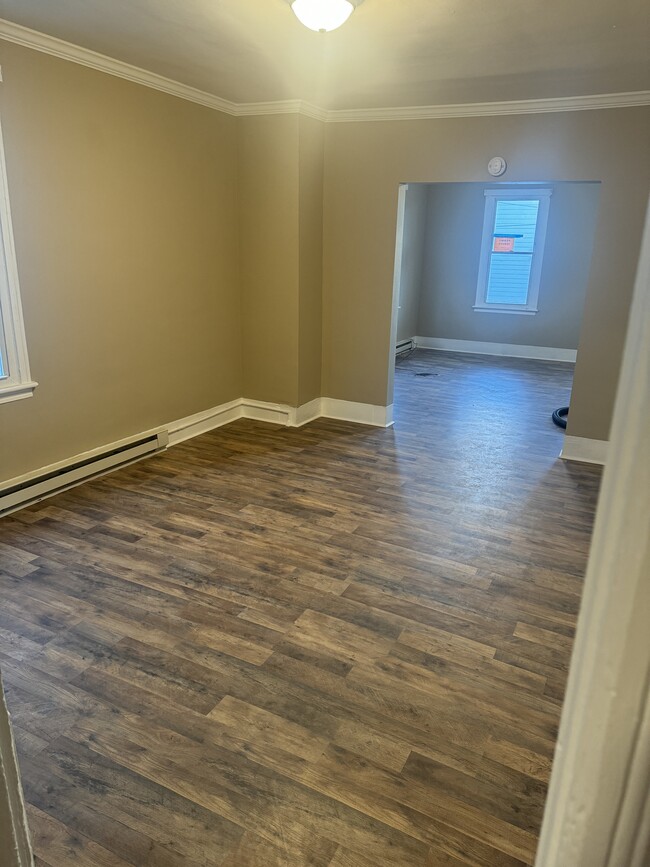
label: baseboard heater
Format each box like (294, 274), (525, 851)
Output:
(0, 430), (168, 517)
(396, 338), (415, 355)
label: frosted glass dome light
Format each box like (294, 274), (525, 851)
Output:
(291, 0), (358, 32)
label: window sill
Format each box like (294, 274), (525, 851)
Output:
(0, 381), (38, 405)
(473, 306), (538, 316)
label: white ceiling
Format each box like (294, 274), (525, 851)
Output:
(0, 0), (648, 109)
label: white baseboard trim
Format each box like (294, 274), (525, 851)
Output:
(415, 336), (577, 362)
(171, 396), (324, 439)
(560, 435), (609, 465)
(0, 395), (395, 513)
(167, 398), (243, 445)
(320, 398), (394, 427)
(242, 397), (393, 428)
(240, 398), (293, 426)
(291, 398), (322, 427)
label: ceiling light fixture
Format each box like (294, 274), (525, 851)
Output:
(290, 0), (363, 33)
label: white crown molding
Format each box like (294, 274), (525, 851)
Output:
(0, 18), (239, 114)
(325, 91), (650, 122)
(1, 18), (648, 122)
(235, 99), (328, 121)
(299, 102), (330, 122)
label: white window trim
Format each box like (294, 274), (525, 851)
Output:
(0, 113), (37, 405)
(474, 187), (552, 315)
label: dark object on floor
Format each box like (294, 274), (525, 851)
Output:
(553, 406), (570, 429)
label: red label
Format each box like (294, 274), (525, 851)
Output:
(493, 237), (515, 252)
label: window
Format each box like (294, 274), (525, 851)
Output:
(0, 118), (36, 405)
(474, 188), (552, 314)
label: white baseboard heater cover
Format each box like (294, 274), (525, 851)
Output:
(0, 430), (168, 517)
(396, 339), (414, 354)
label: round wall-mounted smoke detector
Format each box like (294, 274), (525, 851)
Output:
(487, 157), (507, 177)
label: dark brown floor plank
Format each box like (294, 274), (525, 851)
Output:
(0, 351), (600, 866)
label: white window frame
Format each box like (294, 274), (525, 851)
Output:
(0, 114), (36, 405)
(474, 187), (552, 315)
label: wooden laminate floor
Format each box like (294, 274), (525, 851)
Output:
(0, 351), (601, 866)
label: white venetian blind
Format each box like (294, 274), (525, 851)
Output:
(485, 199), (540, 305)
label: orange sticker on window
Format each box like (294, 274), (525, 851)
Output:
(493, 236), (515, 252)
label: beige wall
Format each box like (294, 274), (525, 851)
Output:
(0, 41), (241, 482)
(238, 113), (300, 406)
(322, 108), (650, 440)
(414, 181), (600, 349)
(0, 49), (324, 483)
(298, 115), (324, 406)
(0, 41), (647, 481)
(238, 113), (325, 408)
(396, 184), (427, 343)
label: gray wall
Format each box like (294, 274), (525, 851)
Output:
(417, 181), (601, 349)
(396, 185), (428, 342)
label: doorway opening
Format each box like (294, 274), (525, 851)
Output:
(389, 180), (601, 460)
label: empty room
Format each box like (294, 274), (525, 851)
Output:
(0, 2), (649, 867)
(391, 180), (599, 452)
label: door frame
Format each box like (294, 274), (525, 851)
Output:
(535, 197), (650, 866)
(0, 673), (33, 866)
(386, 182), (409, 403)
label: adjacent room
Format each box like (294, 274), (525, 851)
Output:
(0, 2), (649, 866)
(391, 180), (600, 447)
